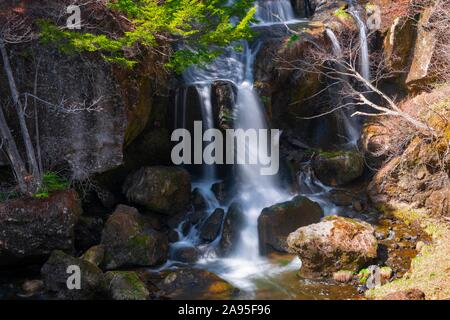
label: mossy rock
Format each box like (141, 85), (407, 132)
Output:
(102, 271), (149, 300)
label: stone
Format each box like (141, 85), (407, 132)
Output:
(123, 166), (191, 215)
(157, 268), (237, 300)
(380, 289), (426, 300)
(192, 188), (208, 211)
(21, 280), (45, 297)
(199, 208), (225, 242)
(102, 271), (149, 300)
(211, 181), (229, 205)
(258, 196), (323, 254)
(172, 246), (200, 263)
(74, 215), (104, 252)
(332, 270), (354, 283)
(287, 216), (378, 278)
(0, 190), (82, 267)
(101, 205), (168, 269)
(41, 250), (103, 299)
(219, 202), (244, 256)
(312, 151), (364, 186)
(81, 245), (105, 267)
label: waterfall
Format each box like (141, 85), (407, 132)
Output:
(254, 0), (296, 24)
(348, 1), (371, 81)
(325, 28), (360, 145)
(169, 0), (302, 291)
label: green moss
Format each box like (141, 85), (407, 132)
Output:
(33, 171), (70, 198)
(334, 7), (351, 20)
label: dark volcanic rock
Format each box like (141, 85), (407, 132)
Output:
(41, 250), (103, 300)
(219, 203), (244, 256)
(258, 195), (323, 254)
(123, 166), (191, 215)
(200, 208), (225, 242)
(0, 190), (82, 267)
(101, 205), (168, 269)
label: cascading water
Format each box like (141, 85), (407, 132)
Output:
(168, 0), (304, 292)
(325, 28), (361, 145)
(348, 1), (371, 80)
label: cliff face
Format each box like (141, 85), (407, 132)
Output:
(0, 1), (170, 180)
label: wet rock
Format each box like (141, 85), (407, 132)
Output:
(188, 210), (207, 225)
(101, 205), (168, 269)
(21, 280), (44, 297)
(192, 188), (208, 211)
(168, 230), (180, 243)
(212, 81), (237, 130)
(200, 208), (225, 242)
(219, 202), (244, 256)
(74, 215), (104, 252)
(102, 271), (149, 300)
(380, 289), (426, 300)
(258, 196), (323, 254)
(287, 216), (378, 278)
(157, 268), (238, 300)
(41, 250), (103, 299)
(211, 181), (229, 205)
(81, 245), (105, 267)
(123, 166), (191, 215)
(312, 151), (364, 187)
(332, 270), (354, 283)
(328, 189), (355, 206)
(172, 246), (200, 263)
(0, 190), (82, 267)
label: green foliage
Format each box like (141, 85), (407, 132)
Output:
(39, 0), (256, 72)
(333, 7), (350, 20)
(33, 172), (70, 199)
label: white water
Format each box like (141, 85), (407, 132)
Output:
(348, 2), (371, 81)
(325, 28), (361, 145)
(169, 0), (301, 291)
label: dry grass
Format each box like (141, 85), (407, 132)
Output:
(367, 205), (450, 300)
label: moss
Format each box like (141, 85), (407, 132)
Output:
(334, 7), (351, 20)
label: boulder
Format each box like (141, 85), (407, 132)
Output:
(287, 216), (378, 278)
(192, 188), (208, 211)
(157, 268), (237, 300)
(219, 203), (244, 256)
(211, 181), (230, 205)
(81, 245), (105, 267)
(0, 190), (82, 267)
(312, 150), (364, 186)
(258, 196), (323, 254)
(199, 208), (225, 242)
(41, 250), (103, 299)
(102, 271), (149, 300)
(101, 205), (168, 269)
(21, 280), (45, 297)
(123, 166), (191, 215)
(171, 246), (200, 263)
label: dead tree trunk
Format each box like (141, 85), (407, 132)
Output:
(0, 38), (40, 192)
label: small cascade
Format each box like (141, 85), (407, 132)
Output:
(254, 0), (296, 24)
(348, 1), (371, 81)
(325, 28), (361, 145)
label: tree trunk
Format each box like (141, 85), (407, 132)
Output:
(0, 38), (40, 192)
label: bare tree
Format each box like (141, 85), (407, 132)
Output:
(274, 26), (437, 137)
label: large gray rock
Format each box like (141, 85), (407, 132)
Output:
(0, 190), (82, 266)
(123, 166), (191, 215)
(287, 216), (378, 278)
(200, 208), (225, 242)
(101, 205), (168, 269)
(41, 250), (104, 300)
(258, 195), (323, 254)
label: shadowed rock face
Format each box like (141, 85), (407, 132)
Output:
(258, 195), (323, 254)
(0, 190), (82, 267)
(287, 216), (378, 278)
(122, 166), (191, 215)
(101, 205), (169, 269)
